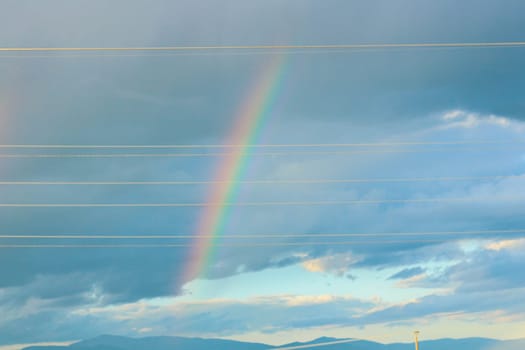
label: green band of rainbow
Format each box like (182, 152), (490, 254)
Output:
(183, 55), (286, 282)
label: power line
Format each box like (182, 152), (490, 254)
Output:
(0, 148), (522, 159)
(0, 196), (522, 207)
(0, 49), (348, 59)
(5, 234), (522, 248)
(2, 229), (524, 239)
(0, 140), (523, 149)
(0, 175), (520, 186)
(2, 45), (500, 60)
(0, 238), (495, 248)
(1, 41), (525, 52)
(0, 150), (475, 158)
(0, 46), (487, 60)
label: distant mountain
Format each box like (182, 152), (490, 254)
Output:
(22, 335), (525, 350)
(275, 336), (525, 350)
(23, 334), (268, 350)
(279, 337), (387, 350)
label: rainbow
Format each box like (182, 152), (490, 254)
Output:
(183, 55), (286, 282)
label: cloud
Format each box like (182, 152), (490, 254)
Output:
(356, 288), (525, 327)
(442, 240), (525, 293)
(485, 238), (525, 251)
(2, 108), (525, 319)
(0, 294), (377, 344)
(135, 327), (153, 334)
(301, 253), (358, 276)
(1, 232), (525, 344)
(388, 267), (425, 280)
(439, 110), (523, 131)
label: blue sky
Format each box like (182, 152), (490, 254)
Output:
(1, 1), (525, 348)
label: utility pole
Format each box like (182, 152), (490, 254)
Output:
(414, 331), (420, 350)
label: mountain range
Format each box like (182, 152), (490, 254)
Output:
(22, 335), (525, 350)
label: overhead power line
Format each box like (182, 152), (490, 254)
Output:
(3, 235), (524, 248)
(1, 41), (525, 52)
(0, 238), (500, 248)
(2, 229), (524, 239)
(0, 175), (521, 186)
(0, 49), (379, 59)
(0, 140), (523, 149)
(0, 196), (522, 207)
(0, 148), (521, 159)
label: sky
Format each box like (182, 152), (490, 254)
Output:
(1, 0), (525, 348)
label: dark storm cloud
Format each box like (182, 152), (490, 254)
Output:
(2, 0), (525, 46)
(0, 246), (187, 300)
(2, 0), (525, 146)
